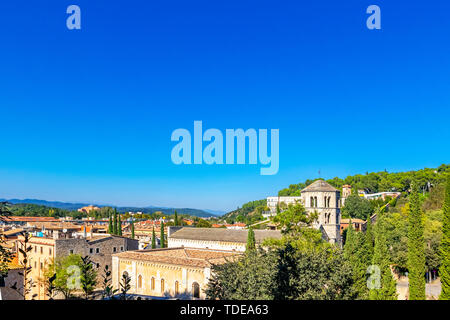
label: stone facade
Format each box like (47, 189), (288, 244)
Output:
(112, 247), (241, 299)
(267, 180), (342, 245)
(17, 234), (138, 299)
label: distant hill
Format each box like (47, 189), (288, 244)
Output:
(0, 198), (217, 218)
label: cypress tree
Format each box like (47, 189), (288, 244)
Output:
(365, 215), (374, 257)
(370, 220), (397, 300)
(407, 181), (426, 300)
(174, 211), (179, 226)
(118, 214), (122, 236)
(246, 227), (256, 251)
(113, 210), (118, 235)
(344, 220), (355, 259)
(131, 218), (135, 239)
(151, 226), (156, 249)
(160, 221), (165, 248)
(440, 175), (450, 300)
(108, 213), (113, 234)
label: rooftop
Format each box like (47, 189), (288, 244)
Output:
(169, 227), (282, 243)
(301, 180), (338, 193)
(113, 247), (241, 268)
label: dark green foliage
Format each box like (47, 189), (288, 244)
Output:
(113, 210), (118, 235)
(205, 243), (355, 300)
(79, 256), (98, 300)
(344, 222), (373, 299)
(174, 210), (179, 226)
(160, 222), (165, 248)
(118, 214), (122, 236)
(246, 228), (256, 251)
(120, 272), (131, 300)
(14, 232), (37, 300)
(151, 227), (156, 249)
(101, 264), (117, 299)
(46, 273), (57, 300)
(108, 213), (113, 234)
(370, 221), (397, 300)
(407, 181), (426, 300)
(196, 219), (212, 228)
(341, 194), (374, 219)
(440, 175), (450, 300)
(131, 218), (135, 239)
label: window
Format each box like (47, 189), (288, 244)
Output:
(192, 282), (200, 298)
(151, 277), (155, 290)
(34, 246), (37, 253)
(175, 281), (179, 295)
(34, 261), (37, 268)
(70, 249), (74, 254)
(138, 275), (142, 289)
(49, 248), (52, 255)
(324, 196), (327, 208)
(113, 247), (117, 253)
(40, 262), (43, 269)
(120, 246), (124, 251)
(40, 247), (43, 254)
(161, 279), (165, 293)
(96, 248), (99, 254)
(310, 197), (314, 207)
(89, 248), (93, 254)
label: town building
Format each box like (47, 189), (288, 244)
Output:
(167, 227), (282, 252)
(17, 233), (138, 300)
(340, 218), (365, 234)
(267, 180), (342, 245)
(77, 205), (101, 214)
(112, 247), (241, 299)
(0, 258), (24, 300)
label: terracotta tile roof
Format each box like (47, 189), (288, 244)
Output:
(114, 247), (241, 268)
(1, 216), (59, 222)
(341, 219), (365, 224)
(301, 180), (338, 193)
(169, 227), (282, 243)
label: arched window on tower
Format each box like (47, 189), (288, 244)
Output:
(314, 197), (318, 208)
(137, 275), (142, 289)
(161, 278), (165, 293)
(324, 196), (327, 208)
(151, 277), (155, 290)
(175, 281), (179, 295)
(328, 197), (331, 208)
(310, 197), (314, 207)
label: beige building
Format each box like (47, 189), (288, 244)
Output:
(267, 180), (341, 245)
(17, 234), (138, 300)
(168, 227), (282, 252)
(112, 247), (241, 299)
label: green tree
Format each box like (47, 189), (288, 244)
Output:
(131, 218), (135, 239)
(101, 264), (117, 299)
(118, 214), (122, 236)
(440, 175), (450, 300)
(79, 256), (98, 300)
(174, 210), (179, 226)
(407, 181), (426, 300)
(113, 210), (118, 235)
(246, 227), (256, 251)
(44, 254), (83, 299)
(369, 223), (397, 300)
(341, 194), (373, 219)
(151, 226), (156, 249)
(120, 272), (131, 300)
(160, 221), (165, 248)
(108, 213), (113, 234)
(196, 219), (212, 228)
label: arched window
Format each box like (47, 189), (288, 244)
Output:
(161, 279), (165, 293)
(314, 197), (318, 208)
(138, 275), (142, 289)
(328, 197), (331, 208)
(175, 281), (179, 295)
(151, 277), (155, 290)
(324, 196), (327, 208)
(192, 282), (200, 298)
(310, 197), (314, 207)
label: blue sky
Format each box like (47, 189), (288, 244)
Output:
(0, 0), (449, 212)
